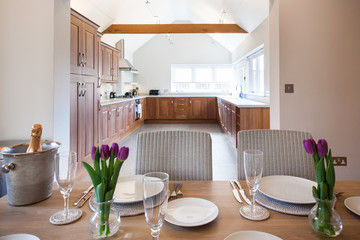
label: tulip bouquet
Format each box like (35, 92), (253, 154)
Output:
(303, 138), (336, 235)
(82, 143), (129, 237)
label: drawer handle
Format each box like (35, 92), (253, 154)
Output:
(177, 115), (186, 117)
(178, 104), (184, 106)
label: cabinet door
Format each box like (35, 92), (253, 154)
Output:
(189, 98), (207, 119)
(116, 102), (125, 136)
(230, 105), (237, 146)
(82, 22), (97, 76)
(239, 108), (270, 130)
(101, 46), (113, 81)
(100, 106), (110, 145)
(207, 97), (217, 119)
(145, 98), (157, 119)
(128, 101), (135, 128)
(70, 81), (78, 154)
(112, 50), (119, 81)
(70, 16), (82, 75)
(157, 98), (174, 119)
(109, 104), (117, 142)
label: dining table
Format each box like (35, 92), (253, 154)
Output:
(0, 180), (359, 240)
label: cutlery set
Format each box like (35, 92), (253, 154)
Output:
(169, 183), (183, 200)
(73, 185), (94, 208)
(229, 180), (251, 205)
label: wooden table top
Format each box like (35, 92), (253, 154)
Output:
(0, 181), (359, 240)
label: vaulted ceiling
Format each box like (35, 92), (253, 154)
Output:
(71, 0), (269, 53)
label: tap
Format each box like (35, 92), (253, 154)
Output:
(236, 84), (244, 99)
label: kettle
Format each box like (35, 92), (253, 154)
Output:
(110, 92), (116, 98)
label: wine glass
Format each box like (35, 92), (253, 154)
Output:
(143, 172), (169, 240)
(240, 150), (269, 221)
(49, 151), (82, 225)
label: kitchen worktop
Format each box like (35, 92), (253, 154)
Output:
(100, 95), (269, 108)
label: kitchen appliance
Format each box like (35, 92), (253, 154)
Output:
(132, 89), (137, 97)
(124, 92), (133, 98)
(109, 92), (116, 98)
(135, 99), (142, 121)
(115, 39), (138, 73)
(149, 90), (160, 95)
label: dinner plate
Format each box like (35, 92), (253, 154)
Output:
(113, 175), (162, 204)
(0, 234), (39, 240)
(165, 197), (219, 227)
(224, 231), (282, 240)
(344, 196), (360, 216)
(258, 175), (317, 204)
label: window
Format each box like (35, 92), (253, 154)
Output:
(171, 64), (233, 93)
(234, 47), (265, 96)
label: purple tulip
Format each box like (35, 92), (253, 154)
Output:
(91, 146), (97, 160)
(317, 139), (328, 158)
(118, 146), (129, 161)
(100, 144), (110, 160)
(111, 143), (119, 157)
(303, 139), (316, 154)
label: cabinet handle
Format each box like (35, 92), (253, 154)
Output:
(108, 112), (111, 120)
(171, 100), (174, 104)
(189, 100), (192, 104)
(117, 108), (120, 117)
(178, 104), (184, 106)
(82, 53), (86, 66)
(78, 53), (83, 67)
(82, 88), (86, 97)
(78, 82), (82, 97)
(98, 101), (101, 111)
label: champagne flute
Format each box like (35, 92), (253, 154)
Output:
(143, 172), (169, 240)
(49, 151), (82, 225)
(240, 150), (269, 221)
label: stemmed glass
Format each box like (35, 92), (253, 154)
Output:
(49, 151), (82, 225)
(143, 172), (169, 240)
(240, 150), (269, 221)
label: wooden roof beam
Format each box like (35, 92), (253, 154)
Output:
(102, 24), (247, 34)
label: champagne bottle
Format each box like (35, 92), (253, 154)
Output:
(26, 124), (43, 153)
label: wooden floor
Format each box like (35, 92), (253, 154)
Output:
(80, 124), (237, 181)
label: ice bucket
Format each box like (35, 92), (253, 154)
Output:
(0, 141), (61, 205)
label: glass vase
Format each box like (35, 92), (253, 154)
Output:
(308, 197), (342, 237)
(88, 197), (120, 239)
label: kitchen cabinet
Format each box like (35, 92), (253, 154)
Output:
(70, 75), (96, 166)
(188, 98), (207, 119)
(238, 108), (270, 130)
(70, 11), (98, 76)
(115, 102), (125, 136)
(125, 100), (135, 131)
(174, 98), (188, 119)
(156, 98), (174, 119)
(100, 43), (120, 82)
(207, 97), (217, 120)
(99, 105), (110, 145)
(145, 98), (157, 119)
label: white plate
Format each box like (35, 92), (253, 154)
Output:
(344, 196), (360, 216)
(224, 231), (282, 240)
(0, 234), (39, 240)
(258, 175), (317, 204)
(165, 197), (219, 227)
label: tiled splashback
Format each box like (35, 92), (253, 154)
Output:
(100, 83), (116, 100)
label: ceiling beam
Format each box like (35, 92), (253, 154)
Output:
(102, 24), (247, 34)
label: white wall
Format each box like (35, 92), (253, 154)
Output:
(270, 0), (360, 180)
(53, 0), (70, 151)
(133, 34), (231, 95)
(0, 0), (55, 141)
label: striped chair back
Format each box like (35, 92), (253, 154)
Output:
(237, 129), (315, 180)
(135, 130), (212, 180)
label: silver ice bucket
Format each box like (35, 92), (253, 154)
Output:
(0, 141), (61, 205)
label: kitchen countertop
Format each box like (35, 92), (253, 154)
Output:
(100, 95), (269, 108)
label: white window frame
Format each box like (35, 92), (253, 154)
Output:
(234, 46), (265, 96)
(171, 64), (234, 93)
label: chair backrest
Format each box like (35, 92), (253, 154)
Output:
(237, 129), (315, 180)
(135, 130), (212, 180)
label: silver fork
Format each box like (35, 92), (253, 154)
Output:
(169, 183), (178, 200)
(176, 183), (183, 198)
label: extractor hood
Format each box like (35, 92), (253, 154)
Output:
(115, 39), (138, 73)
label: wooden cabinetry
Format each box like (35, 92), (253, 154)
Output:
(174, 98), (188, 119)
(100, 43), (119, 82)
(99, 105), (110, 145)
(70, 11), (98, 76)
(207, 97), (217, 120)
(125, 100), (135, 131)
(145, 98), (157, 119)
(70, 75), (96, 164)
(156, 98), (174, 119)
(218, 98), (270, 147)
(188, 98), (207, 119)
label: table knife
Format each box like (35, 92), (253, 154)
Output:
(73, 185), (94, 207)
(77, 190), (94, 208)
(229, 181), (243, 203)
(235, 180), (251, 205)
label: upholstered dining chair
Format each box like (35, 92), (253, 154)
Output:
(135, 130), (212, 181)
(237, 129), (316, 180)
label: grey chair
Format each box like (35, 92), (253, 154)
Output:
(237, 129), (315, 180)
(135, 130), (212, 181)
